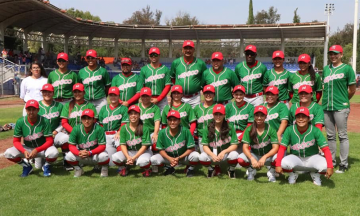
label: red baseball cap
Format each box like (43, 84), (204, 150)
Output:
(128, 105), (140, 113)
(328, 45), (343, 54)
(149, 47), (160, 55)
(203, 85), (215, 93)
(211, 52), (223, 60)
(167, 110), (181, 119)
(245, 45), (257, 53)
(298, 85), (313, 94)
(81, 109), (95, 118)
(171, 85), (183, 94)
(25, 99), (39, 109)
(272, 50), (284, 59)
(41, 84), (54, 92)
(254, 105), (268, 115)
(121, 58), (132, 65)
(265, 86), (279, 95)
(183, 40), (195, 48)
(57, 52), (69, 61)
(86, 49), (97, 58)
(140, 87), (152, 96)
(298, 54), (311, 63)
(213, 104), (225, 115)
(233, 85), (246, 93)
(108, 86), (120, 95)
(295, 107), (310, 117)
(73, 83), (84, 92)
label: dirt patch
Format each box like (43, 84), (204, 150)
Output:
(0, 137), (15, 169)
(0, 97), (23, 108)
(348, 103), (360, 133)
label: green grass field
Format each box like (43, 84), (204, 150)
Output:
(0, 106), (22, 140)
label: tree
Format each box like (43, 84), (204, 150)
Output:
(293, 8), (301, 23)
(254, 6), (280, 24)
(165, 11), (200, 26)
(123, 5), (162, 25)
(66, 8), (101, 22)
(247, 0), (254, 24)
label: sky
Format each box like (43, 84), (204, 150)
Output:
(50, 0), (357, 34)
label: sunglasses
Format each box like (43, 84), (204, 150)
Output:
(149, 53), (159, 58)
(86, 56), (96, 60)
(244, 52), (256, 56)
(57, 59), (67, 63)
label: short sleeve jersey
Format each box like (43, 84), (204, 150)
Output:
(68, 124), (106, 150)
(288, 71), (322, 103)
(193, 103), (215, 137)
(289, 102), (324, 126)
(38, 101), (63, 131)
(119, 123), (151, 151)
(225, 102), (254, 131)
(235, 61), (267, 94)
(111, 73), (141, 102)
(281, 125), (328, 157)
(201, 126), (238, 152)
(161, 103), (196, 129)
(138, 103), (161, 134)
(242, 124), (278, 156)
(78, 66), (111, 100)
(98, 104), (129, 132)
(60, 101), (98, 128)
(47, 70), (78, 99)
(263, 69), (291, 101)
(156, 126), (195, 158)
(263, 102), (289, 130)
(139, 64), (172, 95)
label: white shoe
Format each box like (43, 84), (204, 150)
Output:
(267, 168), (276, 182)
(247, 168), (256, 181)
(310, 172), (321, 186)
(100, 166), (109, 177)
(152, 166), (159, 173)
(288, 172), (299, 184)
(74, 166), (84, 178)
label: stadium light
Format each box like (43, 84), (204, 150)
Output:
(323, 3), (335, 67)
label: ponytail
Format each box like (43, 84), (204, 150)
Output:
(169, 93), (174, 110)
(249, 122), (258, 144)
(308, 64), (316, 84)
(135, 119), (144, 137)
(68, 99), (76, 116)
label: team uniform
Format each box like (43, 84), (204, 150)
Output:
(263, 68), (291, 107)
(138, 103), (161, 136)
(161, 103), (196, 129)
(289, 102), (324, 126)
(263, 101), (289, 130)
(225, 101), (254, 139)
(111, 73), (141, 103)
(47, 69), (78, 104)
(193, 103), (215, 149)
(288, 71), (322, 103)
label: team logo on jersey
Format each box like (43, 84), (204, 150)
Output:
(141, 113), (154, 120)
(228, 114), (249, 122)
(24, 132), (44, 141)
(165, 141), (185, 152)
(126, 138), (142, 147)
(83, 75), (103, 84)
(251, 140), (271, 149)
(198, 114), (213, 123)
(179, 111), (187, 118)
(53, 79), (72, 87)
(269, 78), (287, 86)
(177, 70), (199, 79)
(79, 140), (98, 149)
(118, 82), (136, 90)
(293, 81), (314, 89)
(266, 113), (279, 121)
(291, 139), (315, 150)
(241, 73), (262, 82)
(145, 74), (165, 83)
(323, 73), (344, 83)
(103, 114), (123, 123)
(208, 136), (231, 148)
(211, 79), (228, 87)
(42, 112), (60, 119)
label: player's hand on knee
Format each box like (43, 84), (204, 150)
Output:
(218, 151), (226, 160)
(250, 158), (259, 169)
(258, 157), (266, 168)
(325, 168), (334, 179)
(29, 149), (38, 159)
(24, 151), (31, 159)
(275, 166), (283, 174)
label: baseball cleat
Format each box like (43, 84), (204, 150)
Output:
(213, 165), (221, 176)
(267, 168), (276, 182)
(142, 169), (152, 177)
(42, 165), (52, 177)
(120, 168), (128, 177)
(91, 165), (101, 173)
(74, 167), (84, 178)
(310, 172), (321, 186)
(163, 166), (175, 176)
(288, 172), (299, 184)
(63, 160), (74, 171)
(152, 165), (159, 173)
(207, 166), (215, 178)
(100, 166), (109, 177)
(227, 168), (236, 179)
(20, 165), (33, 177)
(335, 165), (348, 174)
(186, 168), (194, 177)
(246, 168), (256, 181)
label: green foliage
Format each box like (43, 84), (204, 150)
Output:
(165, 11), (200, 26)
(66, 8), (101, 22)
(247, 0), (255, 25)
(122, 5), (162, 25)
(293, 8), (301, 23)
(255, 6), (281, 24)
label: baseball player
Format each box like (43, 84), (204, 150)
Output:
(65, 109), (109, 177)
(202, 52), (239, 104)
(4, 100), (59, 177)
(111, 58), (141, 107)
(225, 85), (254, 142)
(139, 47), (172, 111)
(161, 85), (196, 135)
(78, 49), (111, 113)
(199, 104), (239, 179)
(98, 87), (129, 166)
(263, 86), (289, 142)
(288, 54), (322, 103)
(235, 45), (267, 106)
(263, 51), (291, 108)
(289, 85), (324, 131)
(112, 105), (153, 177)
(238, 105), (279, 182)
(150, 110), (200, 177)
(322, 45), (356, 173)
(47, 53), (78, 104)
(275, 107), (334, 186)
(170, 40), (208, 108)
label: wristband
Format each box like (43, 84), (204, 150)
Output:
(89, 151), (93, 156)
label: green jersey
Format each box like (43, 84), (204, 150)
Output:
(225, 102), (254, 131)
(202, 67), (239, 102)
(235, 61), (267, 94)
(281, 125), (328, 157)
(111, 73), (141, 102)
(14, 115), (52, 148)
(263, 102), (289, 130)
(193, 103), (215, 137)
(68, 124), (106, 151)
(138, 103), (161, 134)
(263, 68), (291, 101)
(201, 126), (238, 152)
(288, 71), (322, 103)
(242, 124), (278, 156)
(78, 66), (111, 100)
(38, 101), (63, 131)
(139, 64), (172, 95)
(161, 103), (196, 129)
(119, 123), (151, 151)
(98, 104), (129, 132)
(156, 126), (195, 157)
(47, 69), (78, 99)
(322, 63), (356, 111)
(60, 101), (97, 128)
(289, 102), (324, 126)
(170, 57), (207, 95)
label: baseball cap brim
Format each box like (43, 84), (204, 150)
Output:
(328, 51), (340, 54)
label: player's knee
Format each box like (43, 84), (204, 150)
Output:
(189, 151), (200, 162)
(199, 152), (210, 162)
(139, 160), (151, 169)
(150, 155), (160, 166)
(45, 146), (59, 159)
(4, 148), (15, 159)
(280, 157), (293, 170)
(64, 152), (76, 162)
(98, 152), (109, 163)
(111, 152), (125, 163)
(228, 151), (239, 161)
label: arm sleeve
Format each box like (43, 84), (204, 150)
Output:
(69, 144), (80, 156)
(61, 118), (73, 133)
(275, 145), (287, 167)
(35, 136), (54, 152)
(157, 85), (171, 102)
(321, 146), (334, 168)
(126, 93), (140, 105)
(316, 91), (322, 103)
(91, 145), (106, 155)
(190, 121), (196, 136)
(13, 137), (25, 153)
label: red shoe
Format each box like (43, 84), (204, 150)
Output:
(119, 168), (128, 177)
(142, 169), (152, 177)
(214, 165), (221, 176)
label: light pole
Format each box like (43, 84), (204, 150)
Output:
(352, 0), (358, 72)
(324, 3), (335, 67)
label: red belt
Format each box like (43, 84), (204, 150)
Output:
(55, 98), (71, 102)
(105, 131), (116, 135)
(183, 92), (199, 98)
(245, 92), (263, 98)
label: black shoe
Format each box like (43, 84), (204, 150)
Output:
(207, 167), (214, 178)
(63, 160), (74, 171)
(92, 165), (101, 173)
(227, 168), (236, 179)
(335, 165), (348, 174)
(163, 167), (175, 176)
(186, 168), (194, 177)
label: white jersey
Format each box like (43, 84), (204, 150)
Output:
(20, 76), (48, 102)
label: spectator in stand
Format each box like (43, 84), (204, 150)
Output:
(2, 48), (8, 59)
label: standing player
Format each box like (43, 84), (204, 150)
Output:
(4, 100), (59, 177)
(322, 45), (356, 173)
(78, 49), (110, 113)
(275, 107), (333, 186)
(139, 47), (172, 111)
(65, 109), (109, 177)
(111, 58), (141, 107)
(150, 110), (200, 177)
(288, 54), (322, 103)
(170, 40), (207, 108)
(47, 53), (78, 104)
(202, 52), (239, 104)
(235, 45), (267, 106)
(263, 51), (291, 108)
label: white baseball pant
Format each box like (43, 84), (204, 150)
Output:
(112, 149), (153, 168)
(89, 97), (107, 115)
(65, 151), (109, 166)
(182, 93), (201, 108)
(238, 152), (277, 167)
(5, 146), (59, 165)
(105, 134), (117, 166)
(244, 95), (264, 107)
(54, 131), (70, 147)
(157, 96), (168, 112)
(150, 151), (200, 166)
(281, 154), (327, 173)
(199, 151), (239, 166)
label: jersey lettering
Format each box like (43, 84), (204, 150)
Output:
(251, 140), (271, 149)
(177, 70), (199, 79)
(208, 136), (231, 148)
(323, 73), (345, 83)
(52, 79), (72, 87)
(141, 113), (154, 120)
(198, 114), (213, 123)
(293, 81), (314, 89)
(126, 138), (142, 147)
(118, 82), (136, 90)
(266, 113), (279, 121)
(290, 139), (315, 150)
(145, 74), (165, 83)
(42, 112), (60, 119)
(103, 114), (123, 124)
(24, 132), (44, 141)
(242, 73), (262, 82)
(79, 140), (98, 149)
(269, 78), (287, 86)
(83, 75), (103, 84)
(228, 114), (249, 122)
(69, 111), (83, 118)
(180, 112), (187, 118)
(211, 79), (228, 87)
(165, 141), (185, 152)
